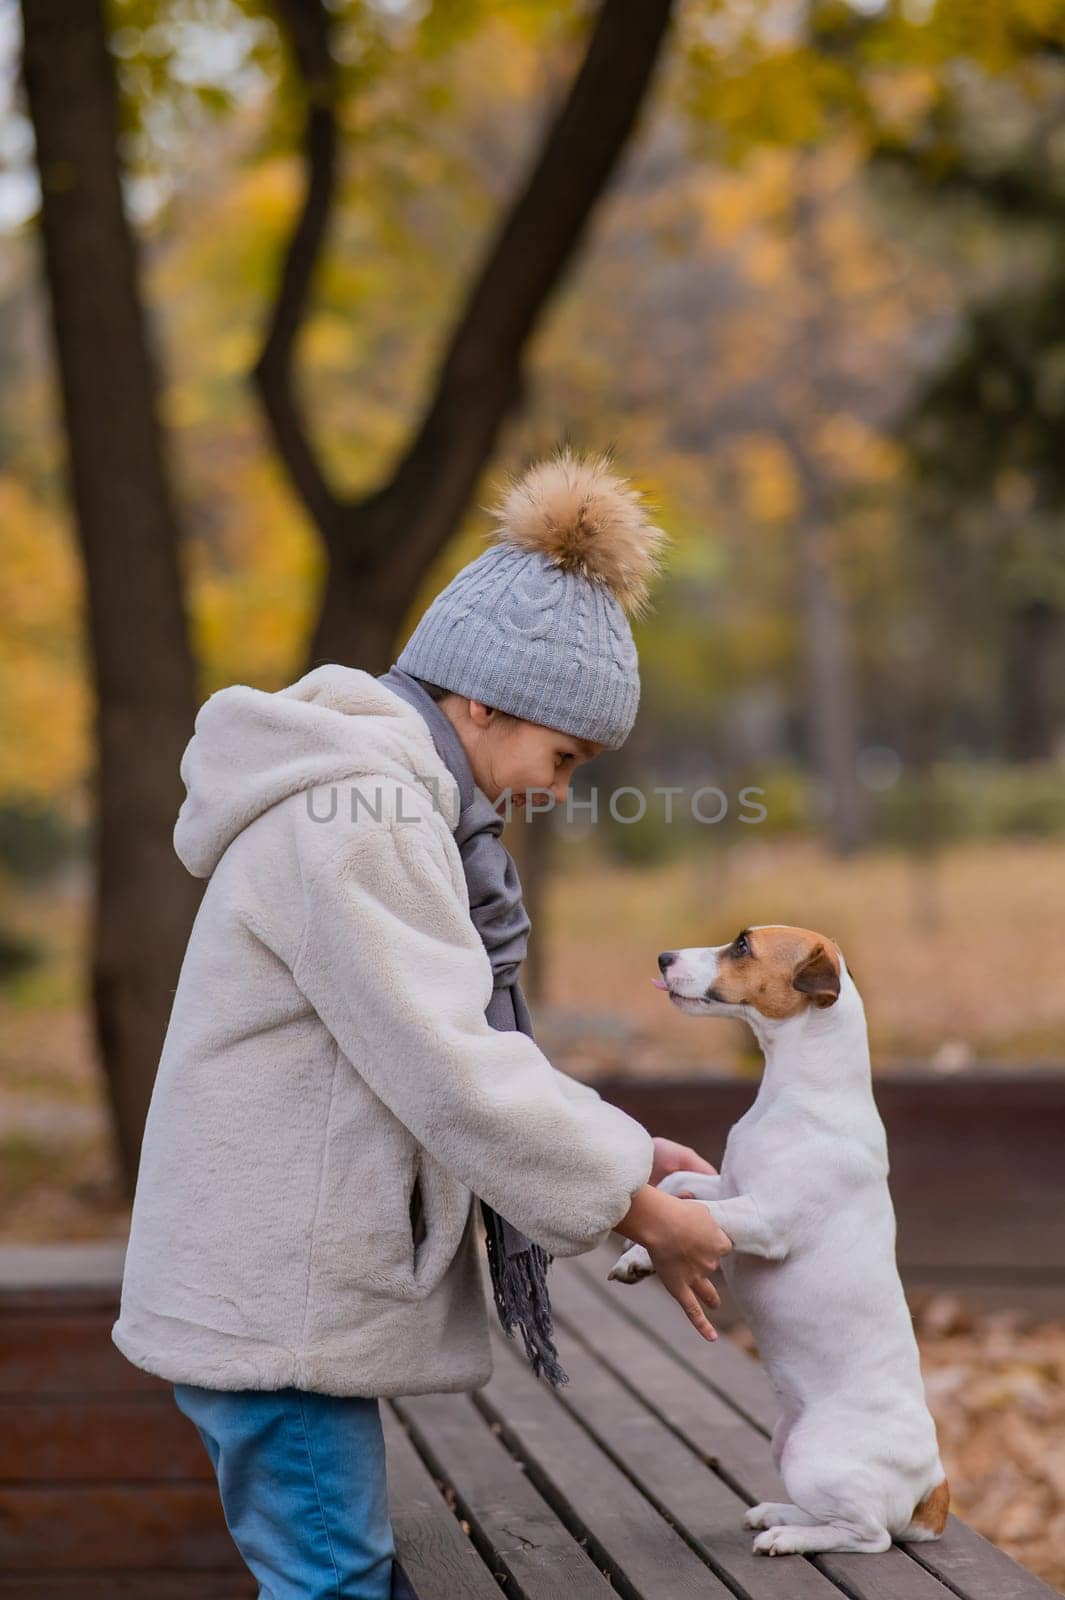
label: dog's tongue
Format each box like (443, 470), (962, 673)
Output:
(651, 977), (669, 990)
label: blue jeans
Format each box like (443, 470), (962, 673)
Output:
(173, 1382), (396, 1600)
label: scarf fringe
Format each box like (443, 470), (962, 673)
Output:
(481, 1202), (569, 1387)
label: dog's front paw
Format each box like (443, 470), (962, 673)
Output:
(607, 1244), (654, 1283)
(753, 1526), (802, 1557)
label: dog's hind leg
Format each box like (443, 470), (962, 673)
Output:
(769, 1415), (892, 1555)
(753, 1521), (891, 1557)
(899, 1479), (950, 1543)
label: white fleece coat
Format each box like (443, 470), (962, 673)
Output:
(111, 665), (653, 1397)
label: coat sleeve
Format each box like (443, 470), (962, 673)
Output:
(288, 800), (654, 1257)
(551, 1068), (608, 1106)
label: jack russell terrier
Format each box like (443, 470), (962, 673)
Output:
(609, 925), (949, 1557)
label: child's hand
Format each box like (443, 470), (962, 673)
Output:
(650, 1201), (733, 1341)
(616, 1185), (732, 1342)
(649, 1136), (717, 1188)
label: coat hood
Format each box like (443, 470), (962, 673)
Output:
(174, 664), (458, 878)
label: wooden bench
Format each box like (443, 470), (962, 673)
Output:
(0, 1241), (1057, 1598)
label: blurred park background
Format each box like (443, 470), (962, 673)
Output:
(1, 0), (1064, 1586)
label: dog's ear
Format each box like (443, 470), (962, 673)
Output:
(792, 943), (840, 1009)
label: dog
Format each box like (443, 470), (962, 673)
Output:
(609, 925), (949, 1557)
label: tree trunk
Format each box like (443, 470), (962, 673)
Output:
(792, 478), (870, 855)
(20, 0), (201, 1193)
(255, 0), (676, 673)
(1003, 598), (1062, 762)
(781, 170), (869, 855)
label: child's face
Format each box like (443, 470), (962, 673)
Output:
(457, 700), (606, 812)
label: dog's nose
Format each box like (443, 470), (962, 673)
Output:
(658, 951), (678, 972)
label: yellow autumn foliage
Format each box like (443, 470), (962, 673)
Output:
(732, 434), (802, 525)
(0, 477), (90, 806)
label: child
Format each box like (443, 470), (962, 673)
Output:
(112, 449), (731, 1599)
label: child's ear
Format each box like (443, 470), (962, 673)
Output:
(791, 944), (841, 1008)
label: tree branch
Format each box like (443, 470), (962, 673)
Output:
(370, 0), (675, 580)
(252, 0), (341, 537)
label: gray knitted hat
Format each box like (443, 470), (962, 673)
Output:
(396, 450), (668, 749)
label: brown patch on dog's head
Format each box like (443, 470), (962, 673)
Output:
(707, 926), (842, 1019)
(909, 1479), (950, 1536)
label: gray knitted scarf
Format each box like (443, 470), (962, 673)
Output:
(376, 665), (568, 1386)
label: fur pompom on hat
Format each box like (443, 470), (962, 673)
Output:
(487, 449), (668, 620)
(395, 448), (669, 749)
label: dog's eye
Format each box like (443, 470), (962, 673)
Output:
(734, 932), (750, 956)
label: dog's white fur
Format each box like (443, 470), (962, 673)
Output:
(610, 926), (948, 1557)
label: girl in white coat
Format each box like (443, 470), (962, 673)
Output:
(112, 449), (730, 1599)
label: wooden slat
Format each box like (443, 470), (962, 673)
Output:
(396, 1390), (614, 1600)
(552, 1261), (780, 1494)
(545, 1313), (842, 1600)
(0, 1484), (240, 1572)
(382, 1406), (502, 1600)
(904, 1521), (1063, 1600)
(0, 1573), (254, 1597)
(550, 1260), (955, 1600)
(0, 1313), (162, 1395)
(479, 1322), (737, 1600)
(577, 1241), (779, 1430)
(0, 1395), (212, 1482)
